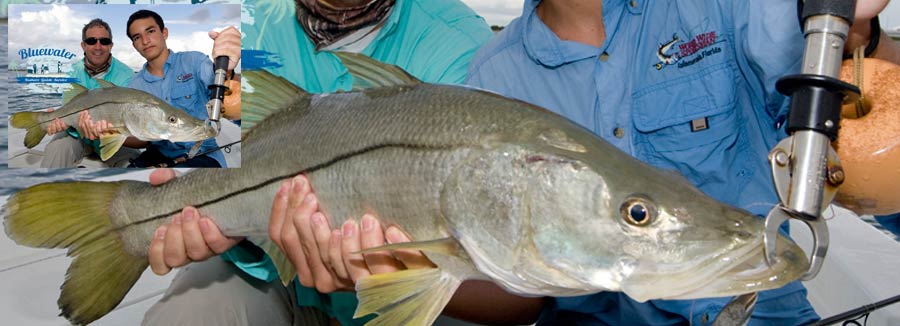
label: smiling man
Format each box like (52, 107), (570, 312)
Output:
(41, 18), (138, 168)
(124, 9), (236, 168)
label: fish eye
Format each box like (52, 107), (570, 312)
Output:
(167, 115), (177, 124)
(620, 196), (656, 226)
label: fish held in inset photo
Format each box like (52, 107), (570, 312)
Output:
(8, 79), (216, 161)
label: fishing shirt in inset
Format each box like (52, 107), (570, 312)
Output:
(128, 50), (226, 168)
(466, 0), (817, 325)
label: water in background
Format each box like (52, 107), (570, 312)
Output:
(1, 23), (128, 196)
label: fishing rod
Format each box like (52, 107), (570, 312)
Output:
(806, 293), (900, 326)
(764, 0), (861, 280)
(154, 140), (241, 168)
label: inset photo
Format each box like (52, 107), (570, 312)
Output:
(6, 2), (240, 168)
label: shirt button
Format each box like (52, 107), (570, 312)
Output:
(614, 127), (625, 138)
(185, 95), (191, 99)
(599, 52), (609, 62)
(630, 0), (638, 8)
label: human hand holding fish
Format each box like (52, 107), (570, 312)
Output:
(276, 180), (548, 324)
(45, 108), (67, 135)
(146, 168), (243, 276)
(270, 176), (434, 293)
(77, 111), (112, 141)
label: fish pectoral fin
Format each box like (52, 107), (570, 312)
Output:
(99, 134), (127, 161)
(254, 237), (297, 285)
(355, 268), (463, 326)
(332, 52), (421, 90)
(356, 237), (461, 257)
(63, 83), (89, 105)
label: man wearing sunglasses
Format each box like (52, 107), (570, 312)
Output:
(42, 18), (139, 168)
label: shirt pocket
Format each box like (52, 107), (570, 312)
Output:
(170, 82), (204, 119)
(631, 63), (751, 189)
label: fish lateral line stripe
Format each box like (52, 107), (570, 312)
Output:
(33, 101), (132, 127)
(131, 142), (463, 227)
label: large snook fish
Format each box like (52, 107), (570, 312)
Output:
(2, 53), (808, 326)
(9, 80), (216, 161)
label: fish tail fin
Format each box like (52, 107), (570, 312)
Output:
(354, 268), (462, 326)
(10, 111), (47, 148)
(241, 70), (309, 138)
(2, 181), (149, 325)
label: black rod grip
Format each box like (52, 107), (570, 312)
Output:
(215, 55), (229, 71)
(801, 0), (856, 25)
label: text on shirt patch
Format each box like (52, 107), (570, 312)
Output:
(176, 73), (193, 82)
(654, 31), (722, 70)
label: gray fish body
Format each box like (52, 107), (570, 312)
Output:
(18, 85), (214, 143)
(2, 63), (810, 325)
(115, 83), (807, 301)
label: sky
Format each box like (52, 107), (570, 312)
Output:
(7, 3), (240, 71)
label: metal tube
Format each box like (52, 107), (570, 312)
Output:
(786, 15), (850, 217)
(801, 15), (849, 77)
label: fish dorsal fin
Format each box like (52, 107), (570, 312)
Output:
(96, 79), (116, 88)
(354, 268), (463, 326)
(332, 52), (421, 90)
(357, 237), (461, 257)
(63, 83), (89, 105)
(241, 70), (309, 138)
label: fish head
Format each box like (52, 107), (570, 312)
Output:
(520, 139), (809, 302)
(125, 102), (217, 142)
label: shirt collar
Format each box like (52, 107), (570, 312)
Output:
(139, 49), (174, 82)
(365, 0), (405, 50)
(522, 0), (635, 67)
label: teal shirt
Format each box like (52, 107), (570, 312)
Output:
(233, 0), (491, 324)
(69, 56), (134, 89)
(64, 57), (135, 148)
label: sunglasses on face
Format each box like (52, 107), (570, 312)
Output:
(84, 37), (112, 46)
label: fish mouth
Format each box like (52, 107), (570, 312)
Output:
(169, 125), (218, 142)
(622, 234), (809, 302)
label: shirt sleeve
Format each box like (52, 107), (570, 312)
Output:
(730, 0), (804, 126)
(220, 240), (279, 283)
(403, 9), (492, 85)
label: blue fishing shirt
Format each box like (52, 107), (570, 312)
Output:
(466, 0), (818, 325)
(64, 56), (135, 147)
(231, 0), (491, 324)
(128, 50), (226, 168)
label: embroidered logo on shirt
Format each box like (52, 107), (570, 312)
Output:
(654, 31), (722, 70)
(654, 33), (682, 70)
(176, 73), (193, 82)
